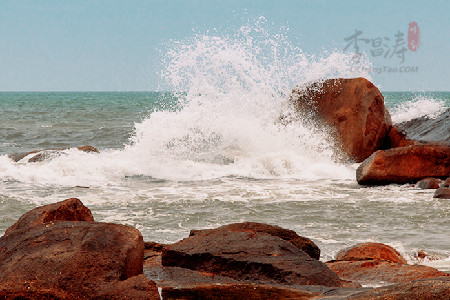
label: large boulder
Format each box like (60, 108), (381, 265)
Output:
(189, 222), (321, 260)
(290, 77), (392, 162)
(0, 199), (159, 299)
(162, 223), (344, 287)
(357, 144), (450, 185)
(335, 243), (407, 264)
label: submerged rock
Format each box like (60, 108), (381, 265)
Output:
(416, 177), (444, 189)
(290, 77), (392, 162)
(356, 144), (450, 185)
(162, 222), (344, 287)
(0, 198), (158, 299)
(434, 187), (450, 199)
(8, 145), (99, 163)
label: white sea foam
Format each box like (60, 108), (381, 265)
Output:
(390, 95), (447, 123)
(0, 18), (370, 186)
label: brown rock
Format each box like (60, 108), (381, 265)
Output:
(8, 145), (100, 163)
(290, 77), (392, 162)
(335, 243), (407, 264)
(357, 144), (450, 185)
(416, 177), (443, 189)
(434, 187), (450, 199)
(162, 225), (343, 287)
(327, 260), (449, 286)
(190, 222), (320, 260)
(3, 198), (94, 237)
(349, 277), (450, 300)
(161, 283), (318, 300)
(0, 220), (157, 298)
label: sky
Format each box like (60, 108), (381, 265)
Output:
(0, 0), (449, 92)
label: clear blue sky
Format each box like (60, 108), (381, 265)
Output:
(1, 0), (448, 91)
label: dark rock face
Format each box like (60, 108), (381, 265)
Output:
(357, 144), (450, 185)
(335, 243), (407, 264)
(350, 277), (450, 300)
(382, 125), (417, 149)
(416, 177), (443, 189)
(8, 145), (100, 163)
(0, 198), (159, 299)
(434, 187), (450, 199)
(189, 222), (321, 260)
(290, 77), (392, 162)
(4, 198), (94, 236)
(397, 108), (450, 145)
(162, 224), (343, 287)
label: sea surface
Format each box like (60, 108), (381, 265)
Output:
(1, 24), (449, 275)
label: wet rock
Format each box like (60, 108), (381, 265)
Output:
(335, 242), (407, 264)
(189, 222), (320, 260)
(434, 187), (450, 199)
(0, 200), (158, 299)
(327, 260), (449, 286)
(416, 177), (443, 189)
(3, 197), (94, 237)
(349, 277), (450, 300)
(161, 283), (318, 300)
(290, 77), (392, 162)
(162, 223), (344, 287)
(397, 107), (450, 145)
(145, 244), (363, 299)
(8, 145), (100, 163)
(357, 144), (450, 185)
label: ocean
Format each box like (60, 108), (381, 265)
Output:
(1, 26), (449, 275)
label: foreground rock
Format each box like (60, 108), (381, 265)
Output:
(290, 77), (392, 162)
(327, 243), (449, 287)
(3, 197), (94, 236)
(0, 198), (158, 299)
(145, 238), (365, 299)
(328, 260), (449, 286)
(357, 144), (450, 185)
(8, 145), (99, 163)
(162, 222), (344, 287)
(350, 277), (450, 299)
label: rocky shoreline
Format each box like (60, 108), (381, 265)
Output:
(2, 77), (449, 298)
(0, 198), (449, 299)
